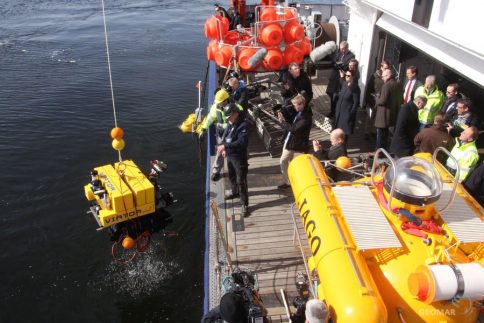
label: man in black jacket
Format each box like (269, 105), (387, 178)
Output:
(281, 62), (313, 105)
(390, 96), (427, 158)
(463, 163), (484, 207)
(217, 103), (250, 216)
(277, 94), (312, 189)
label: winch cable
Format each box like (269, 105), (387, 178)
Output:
(101, 0), (122, 163)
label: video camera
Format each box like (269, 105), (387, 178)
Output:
(226, 270), (266, 323)
(335, 61), (348, 72)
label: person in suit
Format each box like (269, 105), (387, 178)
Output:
(375, 69), (402, 149)
(463, 162), (484, 207)
(440, 83), (460, 122)
(334, 69), (360, 138)
(281, 62), (313, 105)
(402, 66), (422, 104)
(326, 41), (355, 118)
(390, 96), (427, 158)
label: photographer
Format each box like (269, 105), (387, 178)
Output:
(326, 41), (355, 118)
(202, 270), (268, 323)
(281, 62), (313, 105)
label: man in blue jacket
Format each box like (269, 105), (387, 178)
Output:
(217, 103), (249, 217)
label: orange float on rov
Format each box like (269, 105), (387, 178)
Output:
(263, 47), (283, 71)
(284, 20), (304, 43)
(238, 47), (258, 71)
(283, 43), (304, 65)
(260, 23), (283, 47)
(215, 44), (233, 67)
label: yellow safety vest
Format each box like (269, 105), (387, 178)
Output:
(415, 85), (444, 125)
(446, 140), (479, 182)
(201, 103), (244, 131)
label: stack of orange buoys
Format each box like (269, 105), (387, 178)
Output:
(204, 5), (312, 71)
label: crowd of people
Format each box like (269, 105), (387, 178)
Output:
(328, 40), (482, 193)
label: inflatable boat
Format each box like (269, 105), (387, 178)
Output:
(288, 149), (484, 322)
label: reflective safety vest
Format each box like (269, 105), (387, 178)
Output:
(415, 85), (444, 125)
(201, 103), (243, 131)
(446, 140), (479, 182)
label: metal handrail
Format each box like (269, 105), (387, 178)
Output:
(432, 147), (460, 213)
(290, 203), (316, 299)
(370, 148), (398, 216)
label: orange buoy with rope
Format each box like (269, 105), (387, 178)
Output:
(260, 23), (283, 47)
(122, 236), (135, 250)
(204, 15), (229, 41)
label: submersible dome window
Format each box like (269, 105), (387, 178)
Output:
(383, 157), (443, 206)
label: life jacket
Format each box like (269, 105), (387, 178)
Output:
(415, 85), (444, 125)
(446, 140), (479, 182)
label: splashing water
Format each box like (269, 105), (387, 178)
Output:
(93, 240), (182, 298)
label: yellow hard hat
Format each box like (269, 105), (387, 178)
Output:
(214, 89), (230, 103)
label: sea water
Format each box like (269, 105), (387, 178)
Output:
(0, 0), (212, 321)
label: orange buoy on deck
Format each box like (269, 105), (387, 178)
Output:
(260, 7), (277, 22)
(207, 39), (218, 60)
(215, 44), (233, 67)
(263, 47), (283, 71)
(284, 20), (304, 43)
(204, 15), (229, 40)
(283, 43), (304, 65)
(260, 23), (283, 46)
(301, 37), (312, 55)
(238, 47), (258, 71)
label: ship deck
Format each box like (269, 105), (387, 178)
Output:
(205, 70), (375, 322)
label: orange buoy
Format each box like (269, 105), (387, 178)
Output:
(223, 30), (239, 45)
(207, 39), (218, 60)
(122, 236), (135, 250)
(214, 44), (233, 67)
(260, 23), (283, 46)
(335, 156), (352, 169)
(263, 47), (283, 71)
(284, 20), (305, 43)
(238, 47), (258, 71)
(110, 127), (124, 140)
(204, 15), (229, 40)
(301, 37), (312, 55)
(283, 43), (304, 65)
(260, 7), (277, 22)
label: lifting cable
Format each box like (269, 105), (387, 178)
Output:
(101, 0), (122, 163)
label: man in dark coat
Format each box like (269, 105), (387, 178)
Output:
(375, 69), (402, 149)
(217, 104), (249, 216)
(334, 69), (360, 137)
(414, 113), (453, 158)
(277, 94), (312, 189)
(281, 62), (313, 105)
(214, 3), (230, 21)
(326, 41), (355, 117)
(446, 98), (480, 138)
(390, 96), (426, 158)
(440, 83), (460, 122)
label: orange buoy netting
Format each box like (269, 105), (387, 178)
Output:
(111, 230), (152, 264)
(204, 5), (312, 72)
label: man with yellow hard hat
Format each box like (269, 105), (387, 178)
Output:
(200, 89), (243, 181)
